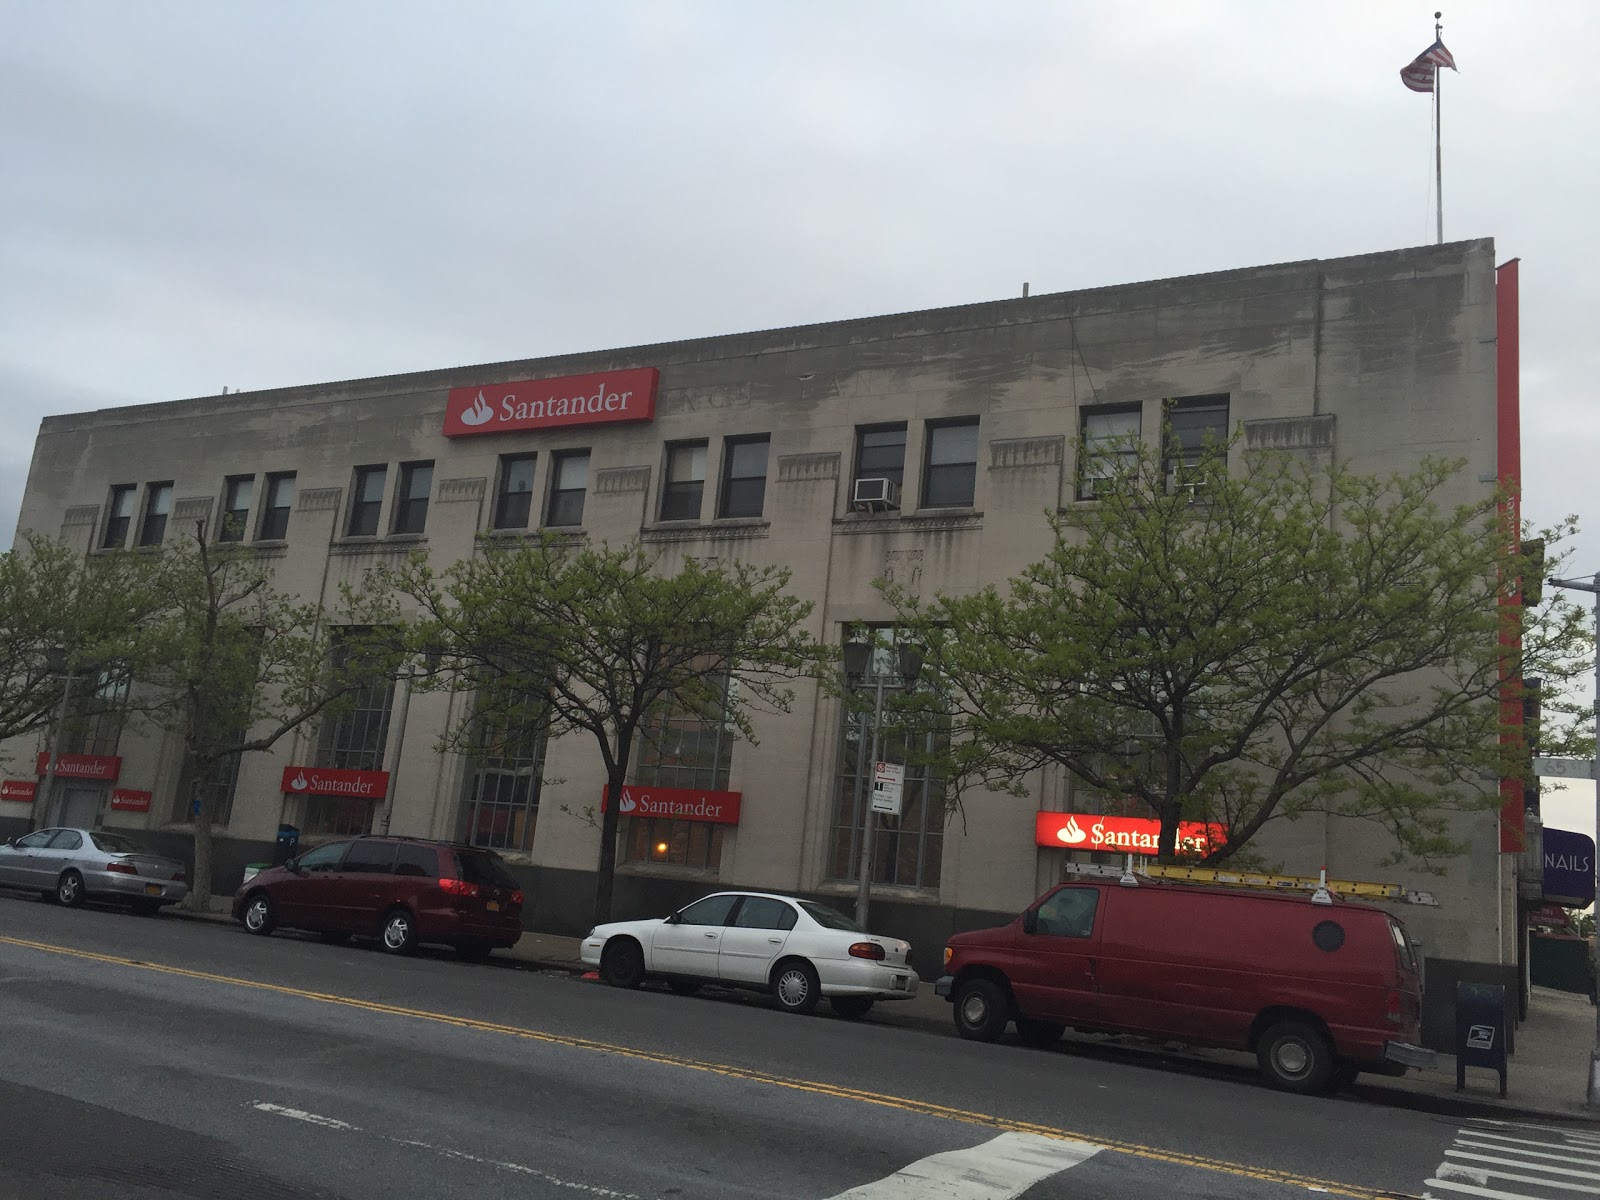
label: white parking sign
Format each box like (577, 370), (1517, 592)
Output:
(872, 761), (904, 816)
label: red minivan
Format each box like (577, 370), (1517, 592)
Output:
(936, 876), (1428, 1093)
(231, 836), (525, 960)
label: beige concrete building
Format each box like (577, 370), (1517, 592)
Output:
(3, 238), (1532, 1042)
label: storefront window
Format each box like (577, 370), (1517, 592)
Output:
(307, 632), (395, 836)
(827, 627), (947, 890)
(621, 666), (733, 870)
(456, 688), (547, 854)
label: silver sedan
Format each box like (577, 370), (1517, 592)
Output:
(0, 827), (190, 914)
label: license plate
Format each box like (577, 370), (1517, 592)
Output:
(894, 974), (908, 989)
(144, 884), (162, 896)
(486, 900), (501, 912)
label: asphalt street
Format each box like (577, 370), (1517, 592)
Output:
(2, 891), (1597, 1199)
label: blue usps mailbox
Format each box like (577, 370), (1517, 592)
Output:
(1455, 981), (1507, 1098)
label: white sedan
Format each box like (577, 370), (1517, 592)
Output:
(581, 891), (919, 1018)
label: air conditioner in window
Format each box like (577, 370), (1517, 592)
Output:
(851, 477), (900, 512)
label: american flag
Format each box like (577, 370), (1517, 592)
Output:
(1400, 38), (1457, 93)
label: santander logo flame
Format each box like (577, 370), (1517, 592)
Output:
(459, 391), (495, 427)
(618, 794), (637, 813)
(1056, 815), (1087, 845)
(290, 771), (309, 792)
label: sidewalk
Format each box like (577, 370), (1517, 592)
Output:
(174, 907), (1600, 1123)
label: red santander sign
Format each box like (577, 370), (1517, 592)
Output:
(444, 367), (659, 438)
(281, 766), (390, 799)
(1035, 811), (1225, 855)
(1, 780), (37, 803)
(34, 753), (121, 782)
(600, 785), (741, 825)
(110, 788), (153, 813)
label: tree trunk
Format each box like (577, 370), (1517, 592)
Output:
(592, 768), (626, 927)
(1156, 801), (1182, 863)
(188, 773), (214, 913)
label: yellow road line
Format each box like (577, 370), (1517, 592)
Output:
(0, 933), (1413, 1199)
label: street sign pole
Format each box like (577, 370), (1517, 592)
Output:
(1549, 571), (1600, 1108)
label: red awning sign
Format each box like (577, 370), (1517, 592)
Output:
(1, 780), (37, 803)
(34, 753), (121, 782)
(281, 766), (390, 799)
(444, 367), (659, 438)
(110, 788), (153, 813)
(600, 785), (741, 825)
(1035, 811), (1226, 855)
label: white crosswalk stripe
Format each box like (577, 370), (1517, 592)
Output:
(1425, 1119), (1600, 1199)
(822, 1132), (1101, 1199)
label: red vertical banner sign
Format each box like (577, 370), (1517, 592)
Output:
(1497, 258), (1524, 853)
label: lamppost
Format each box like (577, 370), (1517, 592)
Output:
(843, 634), (924, 927)
(35, 646), (77, 830)
(1548, 571), (1600, 1108)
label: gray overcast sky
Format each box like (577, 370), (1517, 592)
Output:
(3, 1), (1596, 834)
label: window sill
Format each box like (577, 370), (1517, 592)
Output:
(617, 861), (723, 880)
(330, 534), (429, 554)
(832, 509), (983, 534)
(641, 519), (770, 542)
(813, 879), (941, 905)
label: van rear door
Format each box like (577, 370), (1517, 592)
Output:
(1008, 885), (1105, 1025)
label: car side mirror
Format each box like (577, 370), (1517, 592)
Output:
(664, 912), (680, 925)
(285, 858), (302, 874)
(4, 837), (16, 849)
(1022, 908), (1038, 935)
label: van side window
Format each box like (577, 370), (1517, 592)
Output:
(1036, 887), (1099, 938)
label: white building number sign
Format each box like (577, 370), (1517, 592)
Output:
(872, 761), (905, 816)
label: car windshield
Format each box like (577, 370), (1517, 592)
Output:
(798, 901), (865, 933)
(91, 832), (150, 855)
(454, 848), (520, 889)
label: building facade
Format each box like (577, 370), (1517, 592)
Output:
(2, 239), (1527, 1036)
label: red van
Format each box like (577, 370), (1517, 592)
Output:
(935, 875), (1428, 1093)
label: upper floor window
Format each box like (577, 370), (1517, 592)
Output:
(923, 419), (978, 508)
(1078, 408), (1141, 500)
(103, 485), (135, 548)
(258, 472), (294, 541)
(661, 441), (707, 521)
(1164, 395), (1230, 495)
(219, 475), (254, 542)
(393, 461), (433, 535)
(138, 482), (173, 546)
(546, 450), (589, 527)
(494, 454), (537, 530)
(854, 424), (907, 494)
(718, 435), (770, 519)
(348, 465), (387, 537)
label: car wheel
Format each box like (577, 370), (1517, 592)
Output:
(952, 977), (1010, 1042)
(242, 893), (276, 936)
(55, 871), (85, 908)
(132, 899), (162, 918)
(667, 979), (701, 997)
(379, 908), (418, 955)
(454, 941), (492, 963)
(829, 996), (874, 1021)
(318, 931), (352, 946)
(1256, 1019), (1335, 1094)
(599, 939), (646, 989)
(1016, 1017), (1065, 1049)
(770, 959), (820, 1015)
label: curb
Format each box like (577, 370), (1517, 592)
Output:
(154, 908), (1597, 1126)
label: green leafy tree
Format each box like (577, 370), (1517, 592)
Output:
(0, 534), (164, 774)
(889, 436), (1593, 867)
(373, 536), (828, 925)
(131, 521), (400, 910)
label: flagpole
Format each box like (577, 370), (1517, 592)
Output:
(1435, 11), (1444, 244)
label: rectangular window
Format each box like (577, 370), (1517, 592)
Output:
(219, 475), (254, 542)
(622, 663), (734, 871)
(545, 450), (589, 527)
(138, 482), (173, 547)
(660, 440), (707, 521)
(61, 667), (131, 758)
(828, 626), (947, 890)
(922, 419), (979, 508)
(393, 461), (433, 535)
(170, 752), (242, 826)
(316, 634), (395, 772)
(493, 454), (538, 530)
(347, 465), (387, 537)
(103, 485), (136, 548)
(258, 472), (294, 541)
(457, 686), (547, 854)
(1163, 395), (1230, 494)
(854, 424), (907, 492)
(718, 435), (770, 518)
(302, 798), (375, 838)
(1078, 408), (1141, 499)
